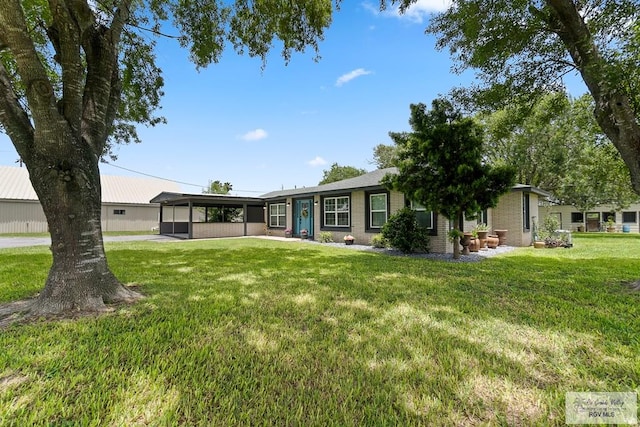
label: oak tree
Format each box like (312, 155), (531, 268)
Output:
(0, 0), (335, 317)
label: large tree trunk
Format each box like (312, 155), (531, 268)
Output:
(26, 138), (140, 316)
(546, 0), (640, 195)
(0, 0), (139, 318)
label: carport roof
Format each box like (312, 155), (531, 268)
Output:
(150, 192), (265, 206)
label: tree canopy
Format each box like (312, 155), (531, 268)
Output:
(370, 143), (399, 169)
(318, 163), (367, 185)
(203, 180), (233, 195)
(481, 93), (638, 211)
(385, 0), (640, 195)
(383, 98), (515, 259)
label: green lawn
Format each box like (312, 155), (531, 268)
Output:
(0, 235), (638, 425)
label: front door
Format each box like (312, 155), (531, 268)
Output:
(294, 199), (313, 238)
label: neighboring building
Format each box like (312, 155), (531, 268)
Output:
(539, 203), (640, 233)
(0, 166), (180, 233)
(153, 168), (549, 254)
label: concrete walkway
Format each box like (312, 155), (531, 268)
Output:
(0, 234), (178, 249)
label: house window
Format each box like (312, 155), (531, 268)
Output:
(411, 202), (434, 229)
(477, 209), (488, 225)
(522, 193), (530, 231)
(269, 203), (286, 228)
(113, 209), (126, 215)
(622, 211), (637, 223)
(369, 193), (388, 229)
(603, 212), (615, 223)
(324, 196), (350, 227)
(571, 212), (584, 223)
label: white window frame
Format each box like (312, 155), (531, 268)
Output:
(324, 196), (350, 227)
(269, 203), (286, 228)
(411, 201), (434, 230)
(369, 193), (388, 229)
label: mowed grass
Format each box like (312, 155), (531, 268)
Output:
(0, 235), (638, 425)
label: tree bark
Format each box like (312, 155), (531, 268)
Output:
(26, 145), (141, 316)
(0, 0), (141, 318)
(546, 0), (640, 194)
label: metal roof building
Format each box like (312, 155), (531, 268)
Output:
(0, 166), (181, 233)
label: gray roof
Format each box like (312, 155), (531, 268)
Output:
(150, 191), (264, 206)
(0, 166), (180, 204)
(260, 167), (550, 200)
(261, 167), (398, 199)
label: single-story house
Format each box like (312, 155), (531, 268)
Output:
(0, 165), (180, 233)
(540, 203), (640, 233)
(153, 168), (549, 254)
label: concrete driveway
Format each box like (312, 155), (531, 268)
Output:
(0, 234), (178, 249)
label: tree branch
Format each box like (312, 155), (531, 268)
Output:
(80, 0), (132, 155)
(0, 61), (34, 161)
(0, 0), (59, 129)
(48, 0), (92, 134)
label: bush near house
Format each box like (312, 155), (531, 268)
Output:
(381, 207), (430, 253)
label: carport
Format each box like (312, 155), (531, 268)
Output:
(150, 192), (266, 239)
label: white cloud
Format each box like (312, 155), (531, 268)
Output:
(335, 68), (373, 87)
(240, 128), (268, 141)
(308, 156), (327, 167)
(363, 0), (451, 23)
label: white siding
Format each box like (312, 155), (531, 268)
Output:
(0, 200), (48, 233)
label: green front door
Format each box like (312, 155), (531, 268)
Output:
(294, 199), (313, 237)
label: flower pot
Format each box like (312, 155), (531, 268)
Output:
(477, 231), (489, 250)
(345, 239), (354, 245)
(534, 241), (545, 249)
(494, 229), (507, 246)
(461, 233), (472, 255)
(468, 238), (479, 252)
(487, 235), (499, 249)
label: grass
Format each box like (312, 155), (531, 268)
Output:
(0, 235), (639, 425)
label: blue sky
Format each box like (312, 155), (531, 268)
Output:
(0, 1), (585, 196)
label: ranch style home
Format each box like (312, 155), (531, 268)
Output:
(152, 168), (550, 254)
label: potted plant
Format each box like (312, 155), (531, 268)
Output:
(474, 223), (489, 250)
(344, 234), (355, 245)
(606, 216), (616, 232)
(300, 229), (309, 239)
(284, 228), (292, 238)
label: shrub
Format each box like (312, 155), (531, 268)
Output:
(319, 231), (334, 243)
(370, 234), (388, 248)
(381, 208), (430, 253)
